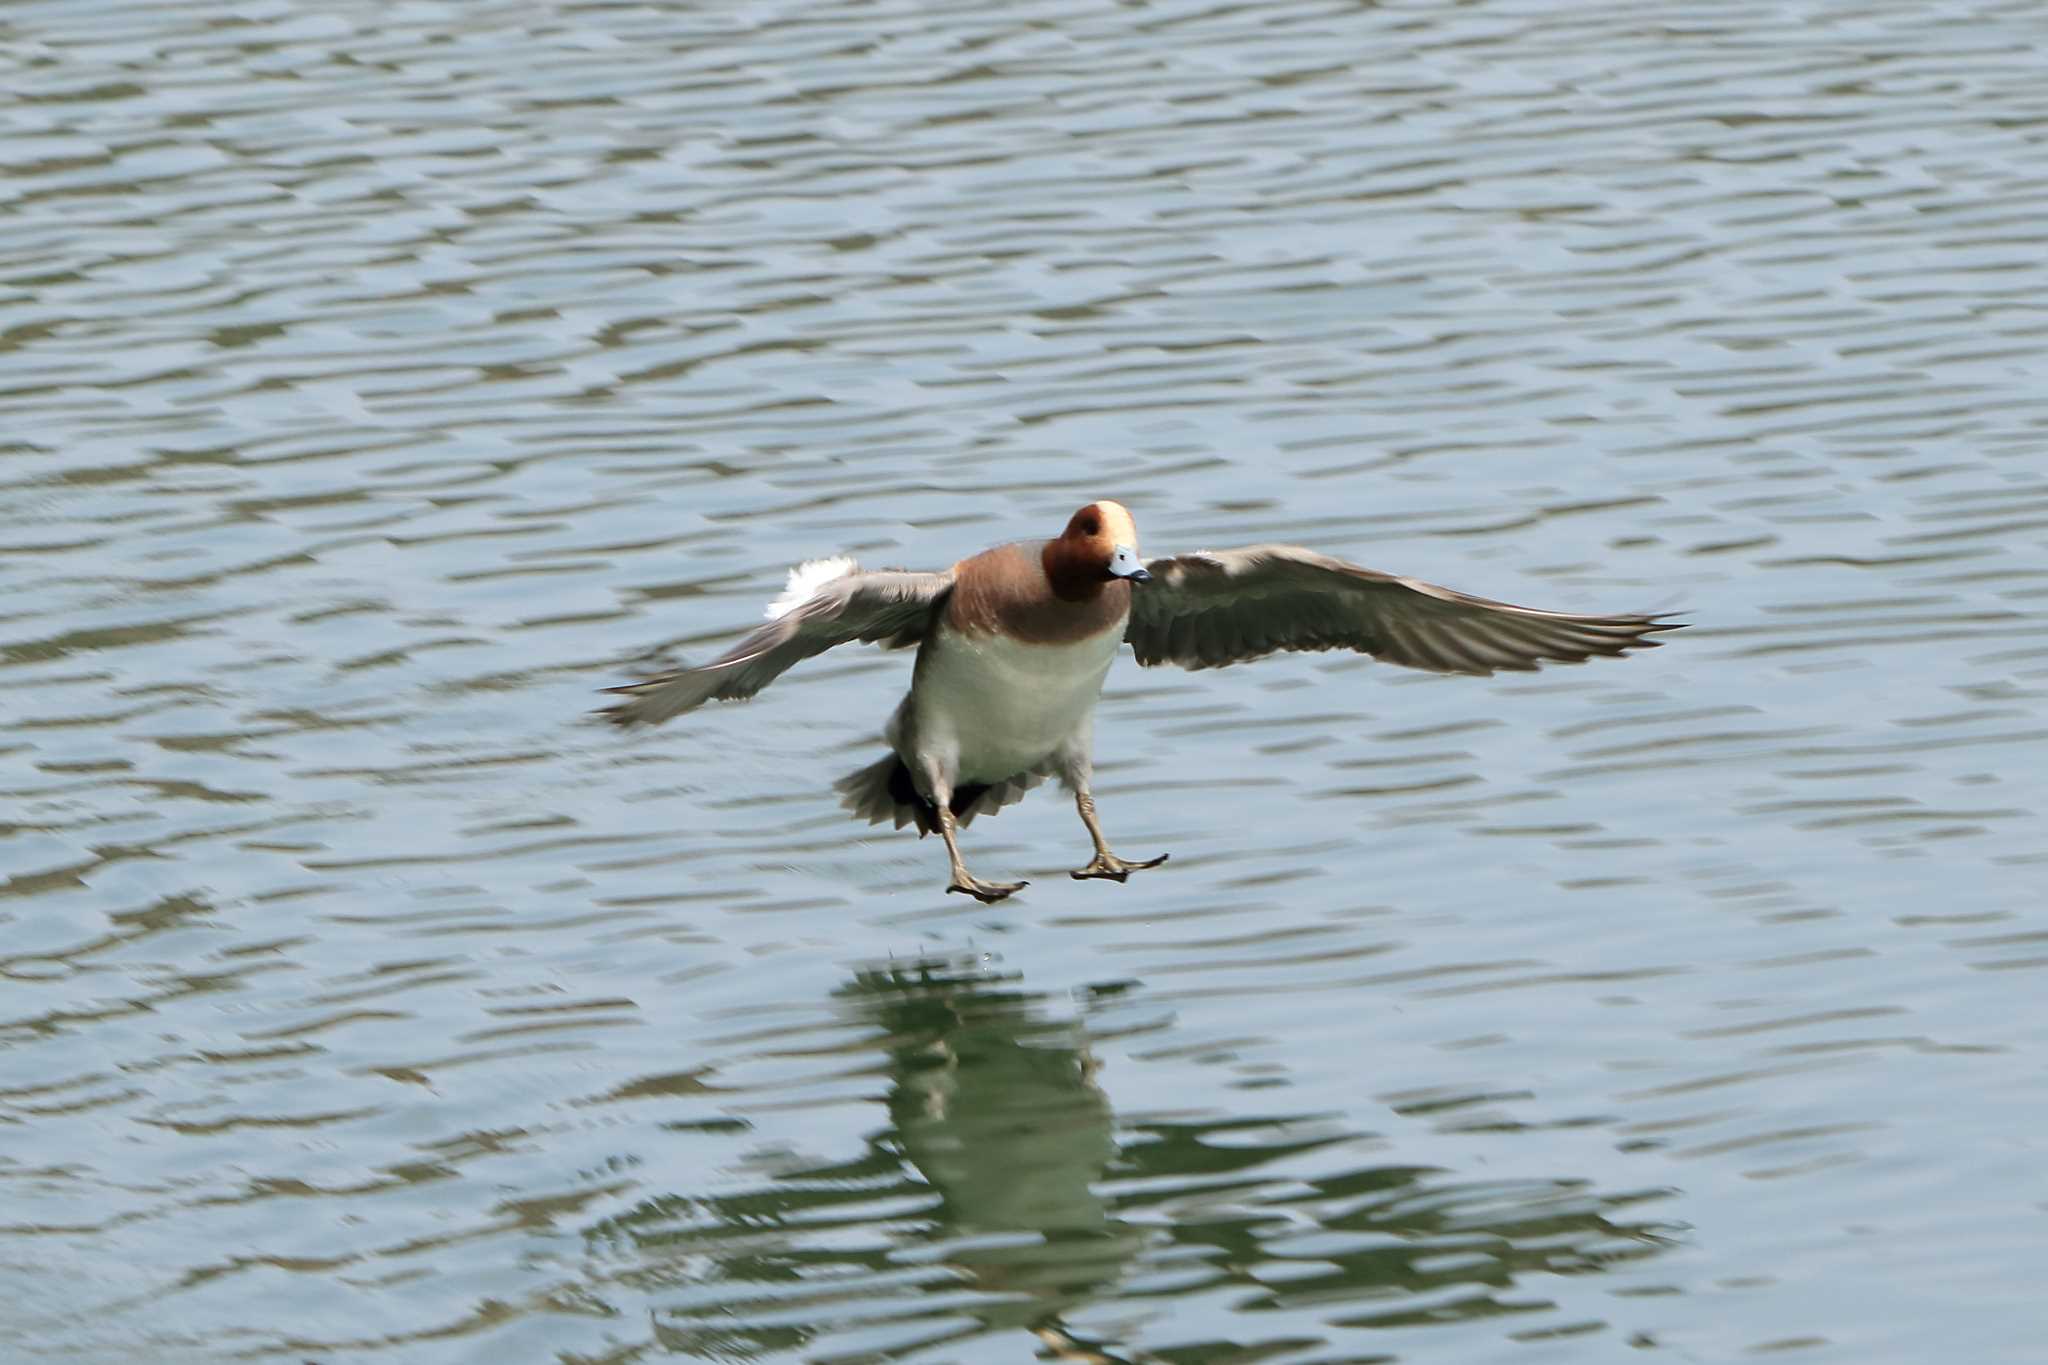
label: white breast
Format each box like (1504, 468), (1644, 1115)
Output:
(903, 623), (1123, 786)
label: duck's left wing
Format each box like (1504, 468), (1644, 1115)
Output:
(1126, 545), (1680, 675)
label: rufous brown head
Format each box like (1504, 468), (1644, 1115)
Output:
(1044, 500), (1148, 600)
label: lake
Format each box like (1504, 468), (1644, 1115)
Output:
(2, 0), (2045, 1361)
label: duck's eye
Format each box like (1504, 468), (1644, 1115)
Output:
(1079, 516), (1100, 536)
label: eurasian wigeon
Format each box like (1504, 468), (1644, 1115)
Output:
(603, 501), (1681, 902)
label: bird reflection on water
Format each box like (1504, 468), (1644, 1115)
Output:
(592, 958), (1679, 1361)
(859, 961), (1146, 1363)
(592, 957), (1145, 1361)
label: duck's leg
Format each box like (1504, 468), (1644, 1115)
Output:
(929, 777), (1028, 904)
(1069, 790), (1169, 882)
(1057, 730), (1167, 882)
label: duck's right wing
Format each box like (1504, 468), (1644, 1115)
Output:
(600, 563), (954, 727)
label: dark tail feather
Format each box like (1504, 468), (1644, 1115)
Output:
(836, 755), (1045, 836)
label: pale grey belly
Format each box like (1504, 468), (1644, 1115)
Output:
(894, 629), (1118, 786)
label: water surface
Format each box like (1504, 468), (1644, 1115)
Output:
(3, 0), (2047, 1361)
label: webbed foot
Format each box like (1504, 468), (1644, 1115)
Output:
(1070, 851), (1170, 883)
(947, 875), (1029, 904)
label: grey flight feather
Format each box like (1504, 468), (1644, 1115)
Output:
(1126, 546), (1682, 675)
(599, 567), (955, 726)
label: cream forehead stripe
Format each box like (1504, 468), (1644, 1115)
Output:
(1094, 501), (1138, 550)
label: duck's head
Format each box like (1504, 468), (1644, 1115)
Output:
(1050, 500), (1148, 592)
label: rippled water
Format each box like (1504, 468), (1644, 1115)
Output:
(4, 0), (2047, 1360)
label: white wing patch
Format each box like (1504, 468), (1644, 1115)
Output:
(765, 556), (858, 619)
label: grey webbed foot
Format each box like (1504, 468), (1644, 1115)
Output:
(948, 875), (1029, 904)
(1070, 851), (1169, 883)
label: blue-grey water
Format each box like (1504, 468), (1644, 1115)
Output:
(3, 0), (2046, 1361)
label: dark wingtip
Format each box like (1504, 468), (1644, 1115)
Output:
(1623, 618), (1685, 660)
(1619, 612), (1689, 639)
(594, 679), (665, 727)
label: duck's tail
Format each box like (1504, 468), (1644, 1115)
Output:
(835, 754), (1045, 836)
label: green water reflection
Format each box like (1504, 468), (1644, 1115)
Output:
(594, 960), (1677, 1360)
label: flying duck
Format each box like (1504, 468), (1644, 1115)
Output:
(602, 501), (1680, 902)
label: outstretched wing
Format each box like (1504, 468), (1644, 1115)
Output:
(1126, 545), (1680, 675)
(600, 566), (954, 726)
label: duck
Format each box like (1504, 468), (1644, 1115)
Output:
(602, 500), (1681, 903)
